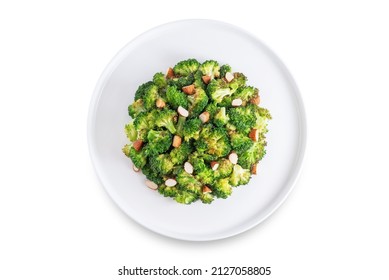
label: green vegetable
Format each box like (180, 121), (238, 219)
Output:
(123, 59), (271, 204)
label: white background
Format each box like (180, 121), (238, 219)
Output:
(1, 1), (388, 279)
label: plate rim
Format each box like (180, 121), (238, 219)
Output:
(87, 19), (307, 241)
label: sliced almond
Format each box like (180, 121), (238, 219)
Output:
(182, 84), (195, 95)
(250, 95), (260, 105)
(199, 111), (210, 123)
(184, 162), (194, 174)
(202, 75), (211, 84)
(202, 186), (212, 193)
(231, 98), (243, 107)
(172, 135), (182, 148)
(145, 180), (158, 190)
(251, 163), (257, 175)
(210, 161), (219, 171)
(165, 178), (177, 187)
(156, 98), (166, 108)
(177, 106), (189, 117)
(166, 67), (174, 78)
(228, 152), (238, 165)
(133, 139), (143, 151)
(249, 128), (259, 142)
(225, 72), (234, 82)
(132, 164), (140, 172)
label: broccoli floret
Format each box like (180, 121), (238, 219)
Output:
(173, 59), (200, 76)
(230, 132), (253, 154)
(174, 191), (198, 204)
(155, 108), (177, 134)
(196, 127), (231, 158)
(134, 81), (154, 100)
(149, 154), (174, 175)
(158, 185), (179, 197)
(123, 145), (147, 169)
(207, 79), (232, 103)
(219, 64), (232, 78)
(124, 122), (137, 141)
(168, 74), (195, 88)
(200, 192), (214, 204)
(133, 112), (153, 131)
(193, 70), (206, 89)
(182, 118), (202, 141)
(232, 86), (257, 102)
(176, 170), (202, 195)
(175, 115), (186, 137)
(190, 156), (215, 185)
(128, 99), (145, 118)
(228, 72), (247, 93)
(213, 178), (232, 199)
(143, 84), (159, 110)
(229, 164), (251, 186)
(213, 107), (230, 127)
(170, 142), (192, 165)
(252, 106), (272, 133)
(228, 106), (256, 133)
(142, 165), (163, 185)
(204, 102), (219, 119)
(199, 60), (220, 79)
(238, 141), (267, 169)
(144, 130), (172, 156)
(215, 159), (233, 179)
(166, 85), (188, 109)
(153, 72), (167, 89)
(187, 87), (209, 117)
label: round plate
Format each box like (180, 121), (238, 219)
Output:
(88, 19), (306, 241)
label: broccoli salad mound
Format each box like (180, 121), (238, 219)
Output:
(123, 59), (272, 204)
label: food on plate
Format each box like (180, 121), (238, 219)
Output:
(123, 59), (271, 204)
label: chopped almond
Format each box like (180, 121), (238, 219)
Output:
(156, 98), (166, 108)
(199, 111), (210, 123)
(251, 164), (257, 175)
(166, 67), (174, 78)
(225, 72), (234, 82)
(202, 75), (211, 84)
(132, 164), (140, 172)
(250, 95), (260, 105)
(210, 161), (219, 171)
(182, 84), (195, 95)
(202, 186), (212, 193)
(165, 178), (177, 187)
(232, 98), (243, 107)
(177, 106), (189, 117)
(184, 162), (194, 174)
(133, 139), (143, 151)
(145, 180), (158, 190)
(228, 152), (238, 165)
(172, 135), (182, 148)
(249, 128), (259, 142)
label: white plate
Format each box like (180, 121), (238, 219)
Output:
(88, 19), (306, 241)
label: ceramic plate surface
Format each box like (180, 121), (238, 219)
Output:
(88, 19), (306, 241)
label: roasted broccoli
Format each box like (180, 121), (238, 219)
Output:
(123, 59), (271, 204)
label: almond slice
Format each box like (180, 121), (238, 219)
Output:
(132, 164), (140, 172)
(133, 139), (143, 151)
(199, 111), (210, 123)
(156, 98), (166, 108)
(202, 75), (211, 84)
(182, 84), (195, 95)
(165, 178), (177, 187)
(249, 128), (259, 142)
(145, 180), (158, 190)
(172, 135), (182, 148)
(184, 162), (194, 174)
(251, 163), (257, 175)
(232, 98), (243, 107)
(250, 95), (260, 105)
(228, 152), (238, 165)
(202, 186), (212, 193)
(166, 67), (174, 78)
(177, 106), (189, 117)
(225, 72), (234, 82)
(210, 161), (219, 171)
